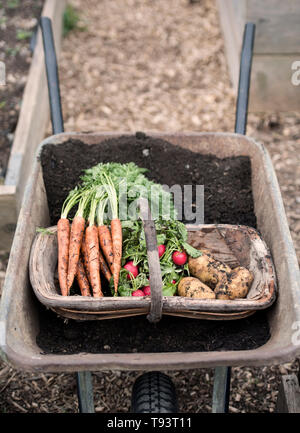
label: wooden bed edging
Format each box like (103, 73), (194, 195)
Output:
(0, 0), (66, 252)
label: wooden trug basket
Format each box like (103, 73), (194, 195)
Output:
(29, 198), (277, 322)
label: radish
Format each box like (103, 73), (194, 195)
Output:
(124, 260), (139, 279)
(158, 244), (166, 258)
(172, 250), (187, 266)
(143, 285), (151, 296)
(132, 289), (144, 297)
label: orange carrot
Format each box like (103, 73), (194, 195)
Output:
(81, 235), (91, 283)
(76, 256), (91, 296)
(110, 218), (122, 294)
(97, 198), (114, 273)
(98, 225), (114, 272)
(99, 248), (112, 282)
(57, 218), (70, 296)
(102, 173), (122, 294)
(83, 229), (111, 283)
(67, 192), (90, 293)
(86, 195), (103, 297)
(57, 188), (81, 296)
(67, 215), (85, 293)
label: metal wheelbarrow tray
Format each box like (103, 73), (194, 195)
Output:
(0, 131), (300, 372)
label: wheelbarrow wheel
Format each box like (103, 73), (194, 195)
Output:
(131, 372), (178, 413)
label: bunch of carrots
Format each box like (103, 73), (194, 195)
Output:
(57, 173), (122, 298)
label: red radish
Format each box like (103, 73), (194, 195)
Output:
(132, 289), (144, 297)
(143, 285), (151, 296)
(124, 260), (139, 279)
(172, 280), (176, 284)
(172, 250), (187, 266)
(158, 244), (166, 258)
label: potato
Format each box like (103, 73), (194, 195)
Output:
(215, 278), (230, 300)
(188, 253), (231, 288)
(214, 266), (253, 300)
(178, 277), (216, 299)
(226, 266), (254, 299)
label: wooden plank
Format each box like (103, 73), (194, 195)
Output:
(250, 54), (300, 112)
(276, 374), (300, 413)
(246, 0), (300, 54)
(0, 186), (17, 251)
(217, 0), (300, 111)
(216, 0), (243, 90)
(0, 0), (65, 252)
(218, 0), (300, 56)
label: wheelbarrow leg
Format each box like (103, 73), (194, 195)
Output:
(212, 367), (231, 413)
(76, 371), (95, 413)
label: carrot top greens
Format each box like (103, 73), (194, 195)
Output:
(100, 172), (119, 221)
(81, 162), (177, 221)
(60, 187), (81, 219)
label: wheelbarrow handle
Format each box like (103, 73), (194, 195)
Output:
(235, 22), (256, 135)
(40, 16), (64, 135)
(138, 198), (163, 324)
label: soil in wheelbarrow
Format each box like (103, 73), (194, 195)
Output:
(41, 132), (256, 227)
(37, 133), (270, 355)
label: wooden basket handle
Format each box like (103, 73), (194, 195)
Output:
(138, 198), (163, 323)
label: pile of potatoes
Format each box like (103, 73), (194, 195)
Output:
(178, 250), (253, 300)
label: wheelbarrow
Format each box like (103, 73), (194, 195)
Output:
(0, 18), (299, 414)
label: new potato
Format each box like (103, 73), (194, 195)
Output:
(226, 266), (253, 299)
(215, 279), (230, 300)
(215, 266), (253, 300)
(178, 277), (216, 299)
(188, 252), (231, 288)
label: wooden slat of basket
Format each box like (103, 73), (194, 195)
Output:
(164, 310), (255, 321)
(187, 226), (241, 268)
(55, 306), (148, 315)
(52, 307), (148, 321)
(53, 308), (254, 321)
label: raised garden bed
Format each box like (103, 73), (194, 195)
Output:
(0, 0), (65, 251)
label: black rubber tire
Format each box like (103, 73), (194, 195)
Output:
(131, 372), (178, 413)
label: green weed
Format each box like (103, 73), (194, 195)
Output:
(7, 0), (20, 9)
(16, 29), (33, 40)
(63, 4), (87, 37)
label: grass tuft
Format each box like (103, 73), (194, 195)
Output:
(63, 4), (86, 37)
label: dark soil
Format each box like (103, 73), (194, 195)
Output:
(37, 308), (269, 354)
(37, 133), (270, 355)
(0, 0), (44, 178)
(41, 132), (257, 227)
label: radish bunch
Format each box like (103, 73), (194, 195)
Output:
(116, 218), (201, 297)
(132, 285), (151, 297)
